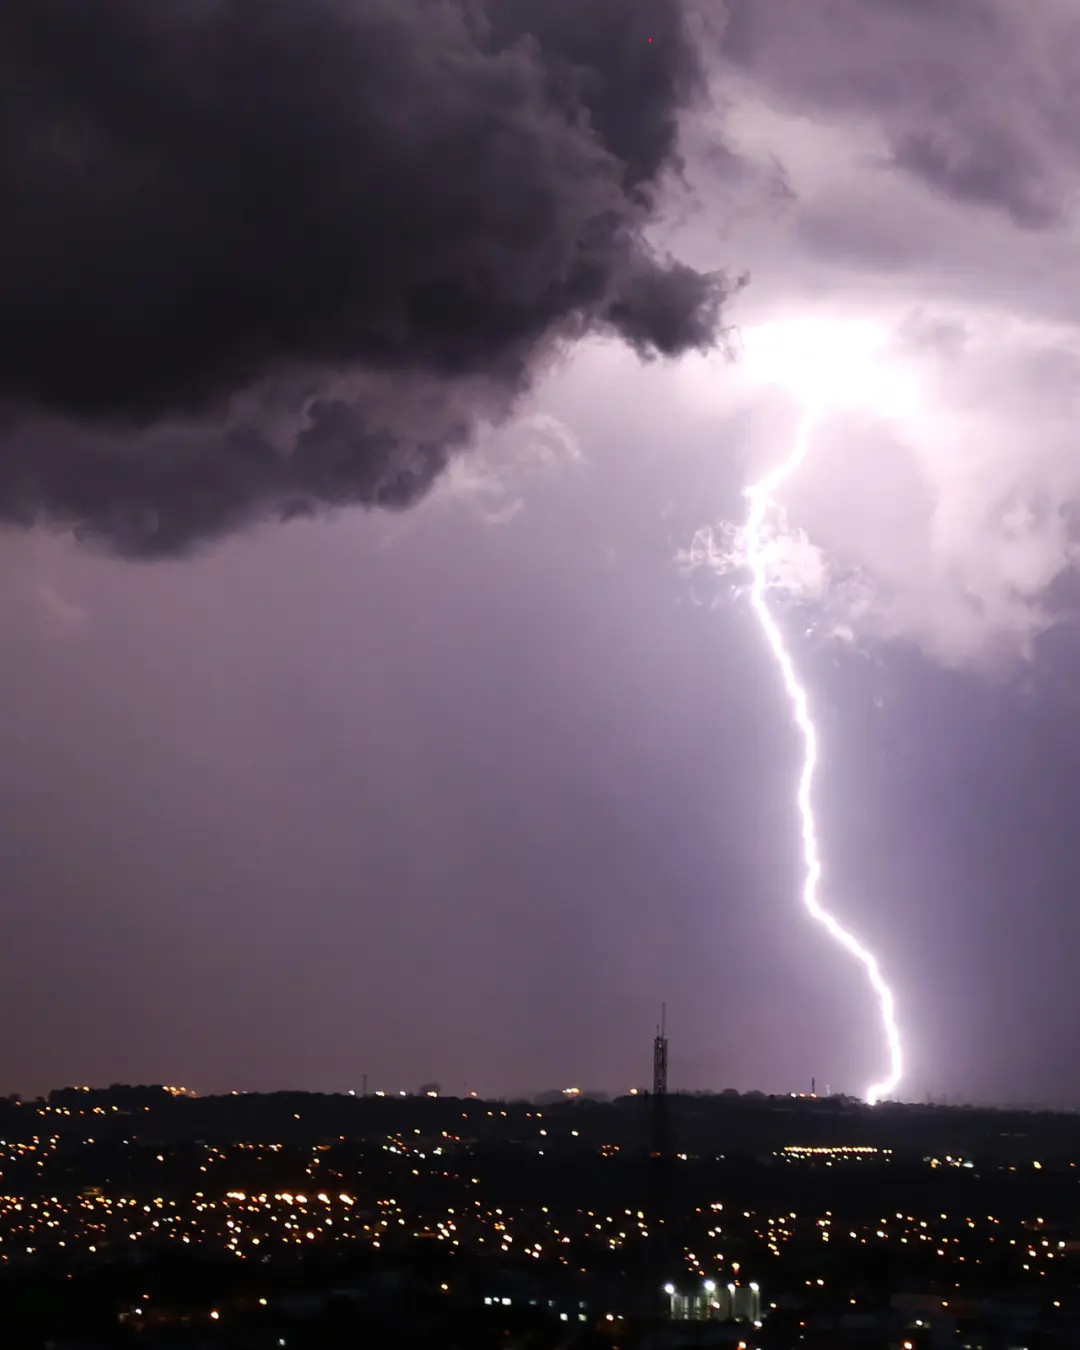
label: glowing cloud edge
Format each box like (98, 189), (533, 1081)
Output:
(744, 407), (903, 1106)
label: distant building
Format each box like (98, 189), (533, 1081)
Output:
(664, 1280), (760, 1326)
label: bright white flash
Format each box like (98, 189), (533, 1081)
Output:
(741, 318), (910, 1105)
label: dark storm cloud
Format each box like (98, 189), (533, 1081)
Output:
(720, 0), (1074, 232)
(888, 126), (1063, 231)
(0, 0), (731, 555)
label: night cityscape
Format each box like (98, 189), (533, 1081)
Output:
(5, 0), (1080, 1346)
(2, 1076), (1080, 1346)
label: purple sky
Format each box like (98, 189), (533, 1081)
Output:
(4, 0), (1080, 1105)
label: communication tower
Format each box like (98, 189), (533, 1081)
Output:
(649, 1004), (670, 1307)
(652, 1003), (668, 1158)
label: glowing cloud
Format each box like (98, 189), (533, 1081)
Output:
(739, 316), (920, 417)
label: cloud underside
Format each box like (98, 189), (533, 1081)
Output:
(0, 0), (732, 555)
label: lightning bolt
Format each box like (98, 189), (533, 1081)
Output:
(744, 406), (903, 1106)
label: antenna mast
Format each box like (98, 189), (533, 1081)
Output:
(649, 1004), (670, 1306)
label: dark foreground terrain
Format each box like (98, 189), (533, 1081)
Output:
(2, 1085), (1079, 1347)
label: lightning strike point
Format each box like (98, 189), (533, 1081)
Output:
(743, 406), (903, 1107)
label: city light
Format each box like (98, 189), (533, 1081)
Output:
(0, 1098), (1070, 1343)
